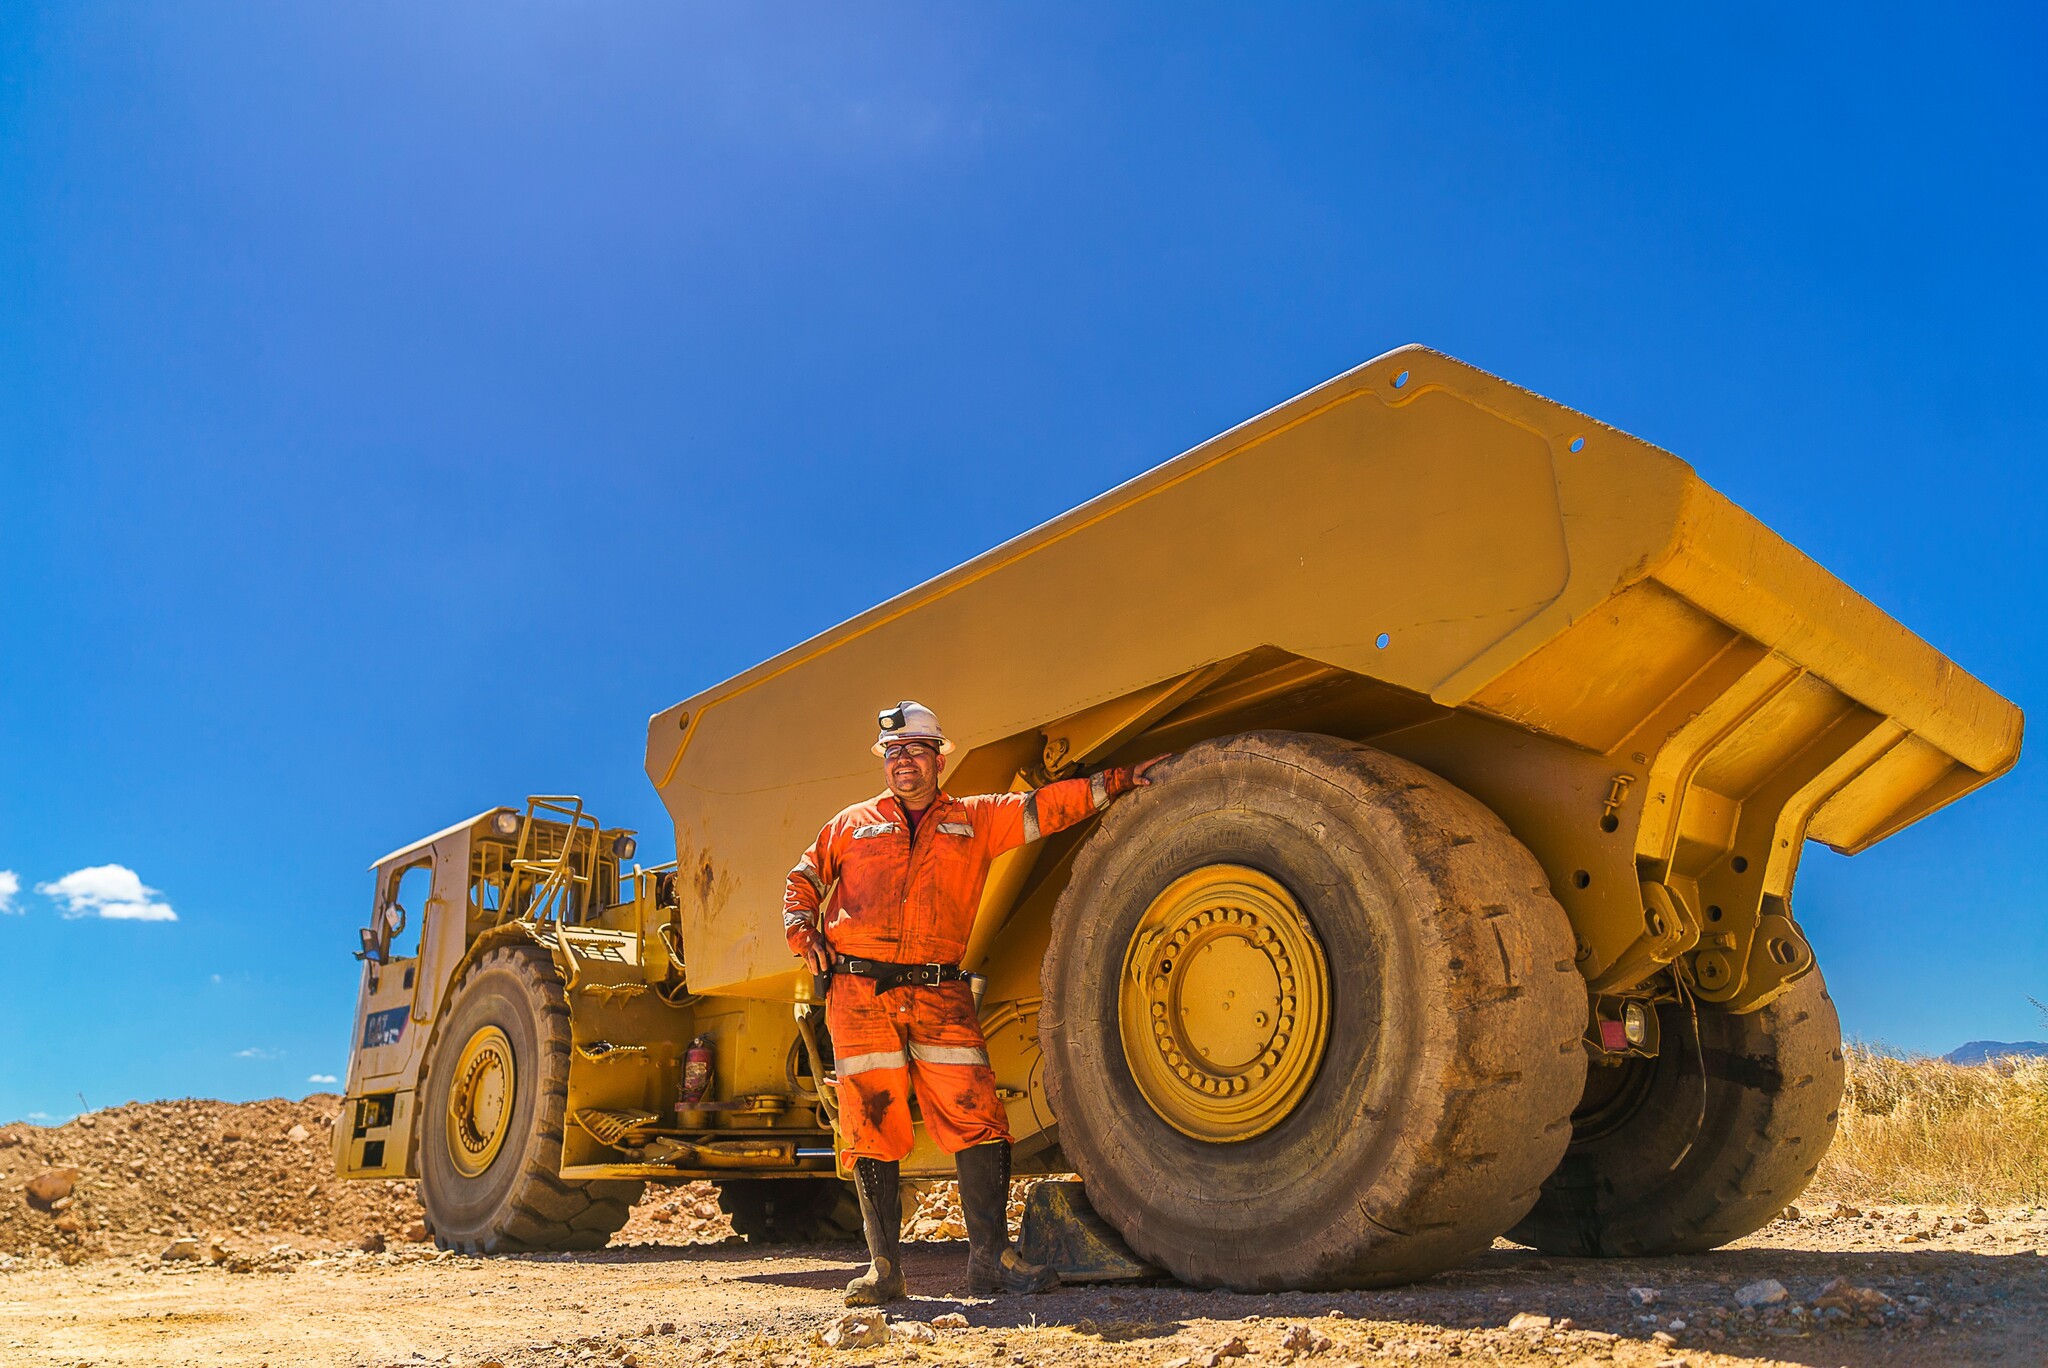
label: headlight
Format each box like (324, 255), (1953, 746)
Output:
(492, 810), (520, 837)
(612, 834), (637, 860)
(1622, 1001), (1649, 1046)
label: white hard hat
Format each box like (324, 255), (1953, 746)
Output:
(873, 700), (954, 756)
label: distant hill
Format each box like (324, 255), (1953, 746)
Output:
(1943, 1040), (2048, 1065)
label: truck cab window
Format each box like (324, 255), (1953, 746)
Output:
(385, 860), (433, 962)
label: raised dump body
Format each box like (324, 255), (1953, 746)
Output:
(646, 344), (2018, 1012)
(634, 344), (2018, 1287)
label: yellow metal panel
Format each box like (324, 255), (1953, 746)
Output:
(1807, 733), (1962, 850)
(1465, 582), (1739, 754)
(1693, 673), (1856, 798)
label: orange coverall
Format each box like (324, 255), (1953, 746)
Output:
(784, 770), (1136, 1162)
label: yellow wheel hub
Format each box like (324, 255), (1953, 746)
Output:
(1118, 864), (1330, 1142)
(445, 1025), (516, 1178)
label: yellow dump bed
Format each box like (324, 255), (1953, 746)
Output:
(646, 345), (2021, 1000)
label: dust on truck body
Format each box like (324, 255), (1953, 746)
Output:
(340, 345), (2020, 1287)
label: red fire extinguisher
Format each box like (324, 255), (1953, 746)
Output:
(679, 1034), (714, 1106)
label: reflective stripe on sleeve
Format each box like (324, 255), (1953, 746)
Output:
(1090, 772), (1110, 811)
(792, 861), (826, 898)
(908, 1042), (990, 1068)
(1021, 794), (1042, 844)
(835, 1050), (909, 1077)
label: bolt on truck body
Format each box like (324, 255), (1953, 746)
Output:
(339, 345), (2021, 1285)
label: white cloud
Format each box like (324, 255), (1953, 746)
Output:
(234, 1047), (283, 1061)
(307, 1073), (338, 1084)
(37, 865), (177, 922)
(0, 870), (18, 914)
(26, 1112), (51, 1121)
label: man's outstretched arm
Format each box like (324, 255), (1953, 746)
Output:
(977, 755), (1170, 856)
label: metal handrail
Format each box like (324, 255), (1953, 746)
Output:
(512, 796), (604, 929)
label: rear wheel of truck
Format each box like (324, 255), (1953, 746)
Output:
(1509, 968), (1844, 1256)
(717, 1178), (863, 1244)
(1041, 731), (1586, 1289)
(417, 942), (645, 1253)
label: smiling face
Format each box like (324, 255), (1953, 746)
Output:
(882, 740), (945, 812)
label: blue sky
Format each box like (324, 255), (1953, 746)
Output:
(3, 4), (2044, 1122)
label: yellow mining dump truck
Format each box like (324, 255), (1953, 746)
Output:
(338, 345), (2020, 1288)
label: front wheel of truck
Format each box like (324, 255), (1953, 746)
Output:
(417, 943), (645, 1253)
(1508, 968), (1844, 1256)
(1041, 731), (1586, 1289)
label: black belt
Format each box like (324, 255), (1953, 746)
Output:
(833, 956), (968, 993)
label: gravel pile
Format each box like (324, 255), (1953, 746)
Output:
(616, 1182), (734, 1244)
(0, 1097), (418, 1263)
(4, 1095), (1042, 1267)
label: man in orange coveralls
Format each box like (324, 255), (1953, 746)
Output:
(784, 701), (1163, 1305)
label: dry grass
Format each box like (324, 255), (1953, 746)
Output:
(1811, 1044), (2048, 1205)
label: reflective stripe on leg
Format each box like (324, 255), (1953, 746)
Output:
(836, 1049), (909, 1077)
(908, 1042), (990, 1068)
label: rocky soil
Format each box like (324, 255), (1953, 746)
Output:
(0, 1097), (421, 1261)
(0, 1099), (1009, 1265)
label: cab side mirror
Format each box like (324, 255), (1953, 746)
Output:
(355, 902), (407, 964)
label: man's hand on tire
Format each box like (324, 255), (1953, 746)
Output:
(1132, 755), (1172, 785)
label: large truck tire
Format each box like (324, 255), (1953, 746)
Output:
(717, 1178), (863, 1244)
(1041, 731), (1585, 1289)
(417, 943), (645, 1253)
(1509, 968), (1844, 1257)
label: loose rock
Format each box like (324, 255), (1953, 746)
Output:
(1813, 1276), (1891, 1312)
(23, 1169), (78, 1206)
(1280, 1323), (1332, 1353)
(929, 1313), (969, 1329)
(816, 1311), (889, 1350)
(1506, 1313), (1552, 1331)
(1628, 1286), (1661, 1307)
(1735, 1278), (1789, 1308)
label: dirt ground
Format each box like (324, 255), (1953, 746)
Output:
(3, 1201), (2045, 1368)
(5, 1098), (2046, 1367)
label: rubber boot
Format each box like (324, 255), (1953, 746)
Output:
(843, 1158), (906, 1306)
(958, 1140), (1058, 1295)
